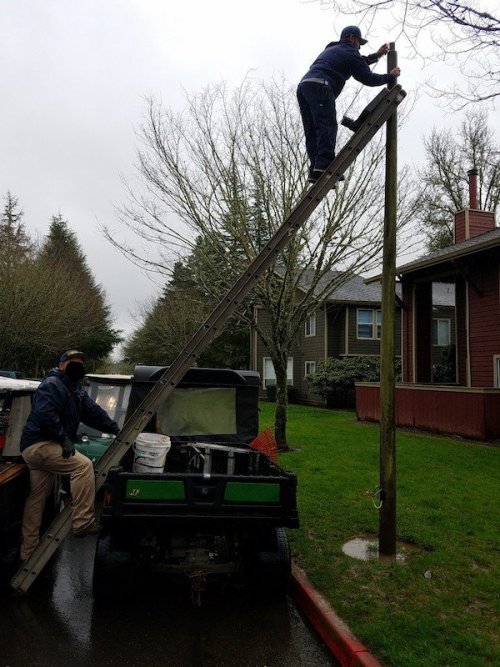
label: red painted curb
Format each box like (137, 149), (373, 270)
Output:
(290, 563), (383, 667)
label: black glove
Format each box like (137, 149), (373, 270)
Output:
(62, 437), (75, 459)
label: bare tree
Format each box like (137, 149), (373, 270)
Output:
(316, 0), (499, 106)
(107, 78), (417, 446)
(416, 107), (499, 251)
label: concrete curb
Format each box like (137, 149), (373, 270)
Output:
(290, 563), (383, 667)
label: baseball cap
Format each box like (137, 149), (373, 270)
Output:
(340, 26), (368, 45)
(59, 350), (86, 364)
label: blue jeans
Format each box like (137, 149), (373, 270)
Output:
(297, 80), (337, 173)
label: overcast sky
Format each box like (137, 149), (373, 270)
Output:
(1, 0), (497, 344)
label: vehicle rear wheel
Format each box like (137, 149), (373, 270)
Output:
(250, 526), (291, 597)
(92, 532), (134, 605)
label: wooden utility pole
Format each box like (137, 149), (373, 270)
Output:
(379, 42), (398, 559)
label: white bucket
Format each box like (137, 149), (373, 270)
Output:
(132, 433), (171, 474)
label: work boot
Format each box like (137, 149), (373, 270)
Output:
(73, 520), (101, 538)
(341, 115), (359, 132)
(308, 169), (345, 184)
(308, 168), (325, 183)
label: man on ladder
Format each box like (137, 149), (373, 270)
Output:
(297, 25), (401, 183)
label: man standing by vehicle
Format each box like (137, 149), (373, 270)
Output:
(297, 25), (401, 183)
(20, 350), (120, 562)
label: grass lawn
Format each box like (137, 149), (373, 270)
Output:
(259, 402), (500, 667)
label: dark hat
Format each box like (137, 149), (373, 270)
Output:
(59, 350), (86, 364)
(340, 25), (368, 45)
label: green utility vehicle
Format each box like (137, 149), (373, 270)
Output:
(75, 374), (132, 463)
(0, 374), (130, 574)
(0, 378), (41, 570)
(93, 366), (299, 605)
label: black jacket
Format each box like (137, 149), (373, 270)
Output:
(300, 41), (395, 97)
(20, 368), (119, 451)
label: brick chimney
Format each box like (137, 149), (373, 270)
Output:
(454, 168), (496, 244)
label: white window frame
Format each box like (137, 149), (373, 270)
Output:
(494, 355), (500, 388)
(432, 318), (451, 346)
(356, 308), (381, 340)
(304, 361), (316, 377)
(262, 357), (294, 387)
(305, 312), (317, 337)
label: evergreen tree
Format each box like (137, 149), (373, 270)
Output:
(0, 192), (35, 372)
(124, 256), (249, 369)
(36, 215), (121, 369)
(0, 192), (33, 277)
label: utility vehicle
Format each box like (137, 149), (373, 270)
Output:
(92, 366), (299, 605)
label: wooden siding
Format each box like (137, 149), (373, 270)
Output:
(297, 307), (327, 402)
(301, 308), (327, 363)
(347, 305), (381, 355)
(344, 305), (402, 357)
(454, 209), (495, 244)
(327, 306), (344, 357)
(454, 210), (467, 244)
(250, 305), (326, 403)
(469, 209), (495, 238)
(468, 259), (500, 387)
(469, 210), (496, 239)
(356, 383), (500, 440)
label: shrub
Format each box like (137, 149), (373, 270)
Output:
(265, 384), (299, 403)
(307, 356), (402, 400)
(432, 344), (456, 383)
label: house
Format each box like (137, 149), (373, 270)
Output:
(250, 272), (454, 405)
(250, 271), (404, 406)
(356, 169), (500, 439)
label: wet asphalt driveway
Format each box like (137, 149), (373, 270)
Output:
(1, 535), (336, 667)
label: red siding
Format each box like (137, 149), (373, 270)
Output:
(356, 383), (500, 440)
(469, 210), (496, 239)
(454, 209), (495, 244)
(454, 211), (467, 244)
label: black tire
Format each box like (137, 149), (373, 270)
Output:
(92, 532), (134, 605)
(250, 526), (291, 597)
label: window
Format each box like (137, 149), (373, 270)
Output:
(432, 319), (450, 346)
(263, 358), (294, 387)
(305, 361), (316, 377)
(305, 312), (316, 337)
(158, 387), (236, 436)
(357, 309), (381, 339)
